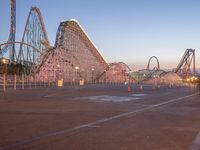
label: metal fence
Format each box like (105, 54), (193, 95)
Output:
(0, 74), (57, 91)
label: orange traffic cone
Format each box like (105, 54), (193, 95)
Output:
(139, 84), (143, 92)
(128, 84), (131, 92)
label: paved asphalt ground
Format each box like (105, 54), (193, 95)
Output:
(0, 84), (200, 150)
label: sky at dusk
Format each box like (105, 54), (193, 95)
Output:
(0, 0), (200, 70)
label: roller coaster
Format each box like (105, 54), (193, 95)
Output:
(0, 0), (198, 85)
(130, 56), (165, 83)
(0, 0), (48, 75)
(174, 49), (195, 78)
(130, 49), (197, 83)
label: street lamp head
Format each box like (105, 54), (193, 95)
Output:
(75, 66), (79, 70)
(2, 59), (6, 64)
(57, 64), (60, 68)
(1, 58), (9, 64)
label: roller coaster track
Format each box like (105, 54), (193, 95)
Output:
(17, 7), (49, 65)
(174, 49), (195, 77)
(2, 1), (195, 84)
(33, 46), (54, 73)
(55, 19), (107, 67)
(147, 56), (160, 70)
(35, 46), (81, 75)
(132, 68), (166, 83)
(94, 62), (132, 82)
(130, 56), (166, 82)
(144, 68), (166, 81)
(145, 56), (166, 80)
(0, 1), (48, 67)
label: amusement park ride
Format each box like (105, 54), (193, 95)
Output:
(0, 0), (199, 85)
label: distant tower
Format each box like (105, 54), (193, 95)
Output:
(9, 0), (16, 61)
(0, 0), (16, 61)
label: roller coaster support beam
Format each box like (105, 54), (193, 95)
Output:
(0, 41), (42, 59)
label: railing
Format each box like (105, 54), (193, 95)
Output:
(0, 74), (130, 91)
(0, 74), (56, 91)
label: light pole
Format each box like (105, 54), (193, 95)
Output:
(2, 58), (8, 74)
(1, 57), (9, 91)
(143, 73), (146, 83)
(56, 64), (60, 86)
(75, 66), (79, 85)
(57, 64), (60, 78)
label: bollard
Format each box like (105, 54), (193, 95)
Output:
(22, 74), (24, 89)
(29, 77), (31, 89)
(139, 84), (143, 92)
(14, 74), (16, 90)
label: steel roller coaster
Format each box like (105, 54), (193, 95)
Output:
(0, 0), (48, 75)
(0, 0), (197, 85)
(17, 7), (49, 65)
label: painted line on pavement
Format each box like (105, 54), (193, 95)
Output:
(190, 132), (200, 150)
(43, 93), (57, 98)
(0, 93), (198, 150)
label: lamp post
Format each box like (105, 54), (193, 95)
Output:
(56, 64), (60, 86)
(57, 64), (60, 79)
(91, 68), (94, 84)
(75, 66), (79, 85)
(2, 58), (8, 74)
(143, 73), (146, 82)
(1, 57), (9, 91)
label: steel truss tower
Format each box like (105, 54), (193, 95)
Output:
(0, 0), (16, 61)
